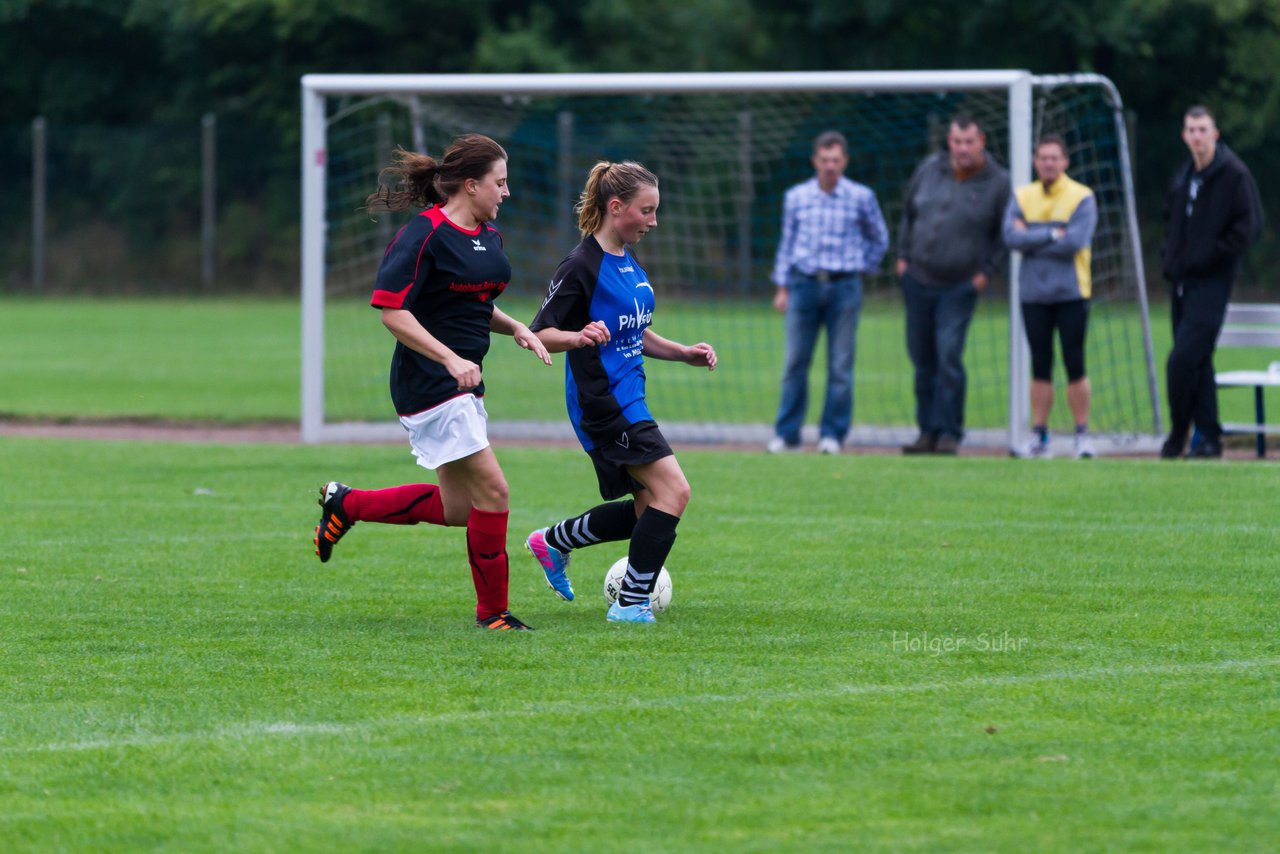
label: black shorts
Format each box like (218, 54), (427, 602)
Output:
(586, 420), (675, 500)
(1022, 299), (1089, 382)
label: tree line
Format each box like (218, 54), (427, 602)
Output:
(3, 0), (1276, 291)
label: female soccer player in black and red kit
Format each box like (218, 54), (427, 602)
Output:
(313, 134), (551, 631)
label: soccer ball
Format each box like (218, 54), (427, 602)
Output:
(603, 557), (672, 615)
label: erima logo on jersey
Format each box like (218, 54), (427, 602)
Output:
(471, 239), (486, 252)
(617, 297), (653, 331)
(541, 277), (562, 310)
(615, 431), (630, 449)
(618, 265), (634, 273)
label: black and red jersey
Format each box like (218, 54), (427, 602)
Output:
(371, 207), (511, 414)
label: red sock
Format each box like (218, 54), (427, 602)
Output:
(466, 507), (509, 620)
(343, 484), (445, 526)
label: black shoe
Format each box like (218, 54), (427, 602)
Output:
(1187, 440), (1223, 459)
(314, 481), (355, 563)
(934, 435), (960, 455)
(476, 610), (535, 631)
(902, 434), (936, 455)
(1159, 438), (1184, 460)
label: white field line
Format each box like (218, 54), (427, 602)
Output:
(4, 657), (1276, 757)
(710, 513), (1280, 538)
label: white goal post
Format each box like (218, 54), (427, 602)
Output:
(300, 70), (1160, 453)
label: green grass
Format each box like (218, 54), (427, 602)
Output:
(1, 437), (1277, 851)
(0, 297), (298, 422)
(12, 294), (1280, 435)
(317, 293), (1145, 431)
(319, 294), (960, 426)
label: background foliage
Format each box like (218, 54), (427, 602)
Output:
(2, 0), (1276, 292)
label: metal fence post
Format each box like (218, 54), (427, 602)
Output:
(409, 96), (425, 154)
(202, 112), (217, 290)
(32, 116), (46, 292)
(737, 110), (754, 292)
(376, 113), (392, 249)
(557, 111), (574, 252)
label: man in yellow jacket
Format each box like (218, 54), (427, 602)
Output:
(1003, 134), (1098, 458)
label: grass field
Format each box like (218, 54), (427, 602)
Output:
(2, 436), (1277, 851)
(6, 294), (1280, 437)
(10, 295), (1280, 437)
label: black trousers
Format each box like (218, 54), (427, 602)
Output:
(1022, 299), (1089, 382)
(1167, 277), (1233, 444)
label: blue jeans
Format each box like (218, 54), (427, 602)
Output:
(901, 273), (978, 440)
(774, 272), (862, 444)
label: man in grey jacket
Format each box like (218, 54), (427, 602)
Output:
(896, 115), (1010, 454)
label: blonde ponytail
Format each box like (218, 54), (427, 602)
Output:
(574, 160), (659, 237)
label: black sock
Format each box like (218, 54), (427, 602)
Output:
(619, 507), (679, 606)
(545, 500), (636, 553)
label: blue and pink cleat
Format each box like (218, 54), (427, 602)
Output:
(524, 528), (575, 601)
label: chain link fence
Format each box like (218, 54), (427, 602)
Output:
(1, 116), (299, 294)
(2, 113), (1272, 299)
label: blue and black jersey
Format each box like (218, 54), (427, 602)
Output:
(371, 206), (510, 415)
(531, 235), (656, 450)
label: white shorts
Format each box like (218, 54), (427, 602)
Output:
(399, 394), (490, 470)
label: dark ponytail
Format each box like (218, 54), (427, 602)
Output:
(366, 134), (508, 215)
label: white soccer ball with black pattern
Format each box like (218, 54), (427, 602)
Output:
(603, 557), (672, 615)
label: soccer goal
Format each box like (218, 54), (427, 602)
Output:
(301, 71), (1161, 454)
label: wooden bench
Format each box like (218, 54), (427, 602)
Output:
(1215, 303), (1280, 458)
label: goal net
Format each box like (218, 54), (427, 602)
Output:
(301, 71), (1160, 453)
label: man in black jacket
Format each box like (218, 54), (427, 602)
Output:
(1160, 106), (1263, 459)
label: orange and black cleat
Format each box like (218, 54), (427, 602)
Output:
(476, 611), (534, 631)
(314, 481), (355, 563)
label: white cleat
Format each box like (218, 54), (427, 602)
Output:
(766, 437), (801, 454)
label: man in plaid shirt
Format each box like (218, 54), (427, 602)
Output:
(768, 130), (889, 454)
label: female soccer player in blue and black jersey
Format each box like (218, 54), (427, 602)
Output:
(525, 161), (717, 624)
(312, 134), (552, 631)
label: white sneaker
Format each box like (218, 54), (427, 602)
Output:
(816, 437), (841, 455)
(766, 437), (800, 454)
(1074, 433), (1096, 459)
(1019, 438), (1051, 459)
